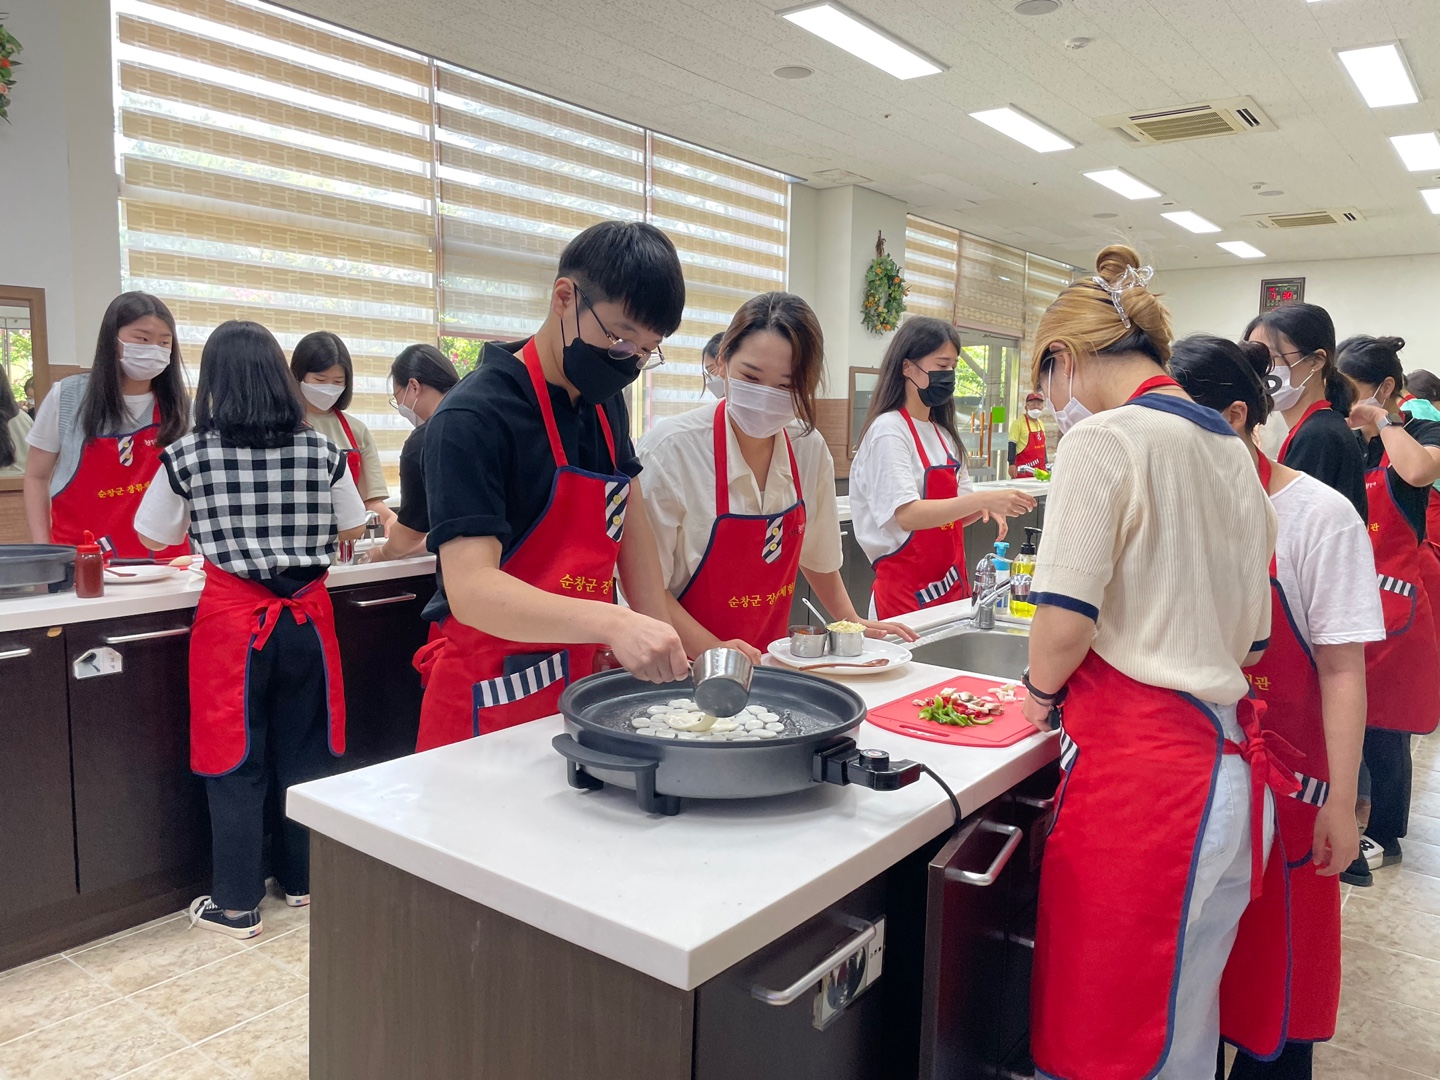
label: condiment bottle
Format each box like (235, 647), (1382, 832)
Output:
(74, 531), (105, 598)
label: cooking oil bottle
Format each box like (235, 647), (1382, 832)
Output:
(1009, 527), (1041, 619)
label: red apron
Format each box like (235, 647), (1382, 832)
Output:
(50, 403), (189, 561)
(1014, 417), (1047, 473)
(188, 563), (346, 776)
(335, 411), (363, 488)
(1220, 456), (1341, 1053)
(1362, 451), (1440, 734)
(1276, 400), (1331, 464)
(1032, 655), (1292, 1080)
(675, 401), (806, 651)
(413, 339), (627, 750)
(871, 410), (971, 619)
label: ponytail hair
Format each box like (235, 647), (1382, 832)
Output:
(1252, 302), (1353, 416)
(1338, 335), (1407, 405)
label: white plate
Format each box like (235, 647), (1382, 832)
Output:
(103, 564), (181, 585)
(766, 637), (913, 675)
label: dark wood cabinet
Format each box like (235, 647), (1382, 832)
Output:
(329, 577), (435, 770)
(66, 611), (208, 895)
(0, 626), (77, 915)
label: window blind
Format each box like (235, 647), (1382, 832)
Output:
(955, 233), (1026, 335)
(1022, 253), (1078, 368)
(903, 216), (959, 325)
(114, 0), (437, 487)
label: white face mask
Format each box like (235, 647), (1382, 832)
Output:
(1027, 408), (1043, 420)
(1269, 361), (1316, 411)
(118, 341), (171, 381)
(725, 379), (794, 439)
(703, 370), (727, 400)
(302, 382), (345, 410)
(1046, 365), (1092, 435)
(392, 383), (421, 427)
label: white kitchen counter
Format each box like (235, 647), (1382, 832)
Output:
(835, 480), (1047, 524)
(0, 554), (436, 633)
(288, 660), (1058, 991)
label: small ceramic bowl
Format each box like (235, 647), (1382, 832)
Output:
(789, 625), (829, 658)
(827, 627), (865, 657)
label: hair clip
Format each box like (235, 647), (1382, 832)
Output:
(1090, 265), (1155, 328)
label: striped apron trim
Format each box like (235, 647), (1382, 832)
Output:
(762, 514), (785, 565)
(1379, 574), (1415, 598)
(475, 651), (570, 709)
(605, 481), (629, 543)
(914, 565), (961, 608)
(1059, 729), (1078, 772)
(1291, 771), (1328, 808)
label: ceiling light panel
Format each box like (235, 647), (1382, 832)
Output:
(1391, 132), (1440, 171)
(969, 106), (1074, 152)
(1337, 44), (1420, 108)
(1422, 188), (1440, 214)
(1084, 168), (1161, 199)
(1218, 241), (1266, 259)
(780, 3), (944, 80)
(1162, 211), (1221, 233)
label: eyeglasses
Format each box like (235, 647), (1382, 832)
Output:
(576, 287), (665, 372)
(1268, 348), (1311, 367)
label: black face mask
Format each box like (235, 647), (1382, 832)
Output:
(562, 303), (643, 406)
(914, 367), (955, 408)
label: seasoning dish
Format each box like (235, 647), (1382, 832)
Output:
(789, 624), (828, 658)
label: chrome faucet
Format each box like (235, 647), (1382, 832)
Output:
(968, 553), (1013, 631)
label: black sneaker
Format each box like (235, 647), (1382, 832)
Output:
(1339, 857), (1373, 887)
(188, 896), (263, 939)
(1376, 838), (1403, 867)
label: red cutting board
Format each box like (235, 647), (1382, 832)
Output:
(867, 676), (1037, 748)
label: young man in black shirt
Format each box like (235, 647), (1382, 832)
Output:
(416, 221), (689, 749)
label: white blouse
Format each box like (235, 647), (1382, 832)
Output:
(849, 410), (973, 563)
(637, 401), (843, 595)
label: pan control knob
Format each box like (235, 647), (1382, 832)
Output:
(858, 749), (890, 772)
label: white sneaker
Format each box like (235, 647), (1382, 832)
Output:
(1360, 835), (1385, 871)
(284, 893), (310, 908)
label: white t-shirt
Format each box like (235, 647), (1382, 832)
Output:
(849, 410), (973, 563)
(133, 458), (367, 549)
(26, 391), (156, 453)
(638, 401), (842, 594)
(1270, 470), (1385, 648)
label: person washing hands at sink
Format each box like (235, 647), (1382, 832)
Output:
(638, 293), (915, 661)
(1017, 245), (1284, 1080)
(849, 317), (1036, 619)
(412, 222), (691, 751)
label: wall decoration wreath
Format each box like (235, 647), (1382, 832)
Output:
(861, 231), (908, 335)
(0, 14), (21, 123)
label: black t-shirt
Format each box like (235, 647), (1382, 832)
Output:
(422, 339), (641, 621)
(1280, 405), (1368, 521)
(1363, 417), (1440, 539)
(396, 422), (429, 533)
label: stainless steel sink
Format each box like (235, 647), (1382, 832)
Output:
(909, 625), (1030, 680)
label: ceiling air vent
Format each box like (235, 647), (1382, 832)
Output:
(1248, 208), (1365, 229)
(1097, 97), (1276, 145)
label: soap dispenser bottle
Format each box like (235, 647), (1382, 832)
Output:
(1010, 528), (1041, 618)
(992, 541), (1011, 613)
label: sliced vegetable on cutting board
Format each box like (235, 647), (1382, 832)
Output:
(868, 676), (1042, 748)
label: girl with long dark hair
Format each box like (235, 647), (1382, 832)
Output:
(134, 320), (366, 939)
(369, 343), (460, 562)
(0, 365), (30, 476)
(23, 291), (191, 557)
(849, 316), (1035, 619)
(1172, 335), (1379, 1079)
(638, 292), (914, 657)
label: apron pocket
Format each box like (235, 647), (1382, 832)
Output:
(1046, 727), (1079, 839)
(914, 564), (961, 608)
(471, 650), (571, 735)
(1378, 575), (1417, 636)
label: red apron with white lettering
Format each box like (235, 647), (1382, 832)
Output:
(1220, 457), (1341, 1054)
(676, 401), (806, 651)
(1014, 417), (1047, 473)
(50, 403), (189, 561)
(188, 563), (346, 776)
(1362, 451), (1440, 734)
(871, 409), (971, 619)
(334, 411), (364, 488)
(1276, 399), (1332, 465)
(413, 339), (627, 750)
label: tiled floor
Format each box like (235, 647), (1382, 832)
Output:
(1, 740), (1437, 1079)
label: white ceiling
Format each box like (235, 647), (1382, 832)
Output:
(282, 0), (1440, 270)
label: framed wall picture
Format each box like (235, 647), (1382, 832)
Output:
(1260, 277), (1305, 312)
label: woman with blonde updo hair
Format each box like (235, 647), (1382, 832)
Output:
(1020, 245), (1283, 1080)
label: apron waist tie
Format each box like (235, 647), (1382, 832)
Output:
(252, 596), (309, 652)
(1224, 697), (1303, 899)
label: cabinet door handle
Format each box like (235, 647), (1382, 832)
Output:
(1012, 793), (1055, 811)
(102, 627), (190, 644)
(946, 820), (1023, 887)
(351, 592), (418, 608)
(750, 915), (875, 1006)
(0, 647), (33, 661)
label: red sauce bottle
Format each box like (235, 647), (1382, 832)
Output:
(74, 531), (105, 598)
